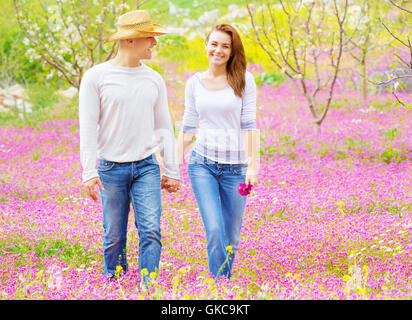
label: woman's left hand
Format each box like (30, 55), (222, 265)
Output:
(245, 168), (258, 186)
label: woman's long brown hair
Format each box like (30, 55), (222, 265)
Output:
(206, 24), (247, 98)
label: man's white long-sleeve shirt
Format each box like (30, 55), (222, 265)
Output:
(79, 61), (179, 182)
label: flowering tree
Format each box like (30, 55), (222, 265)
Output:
(246, 0), (360, 132)
(377, 0), (412, 108)
(13, 0), (147, 89)
(346, 1), (395, 106)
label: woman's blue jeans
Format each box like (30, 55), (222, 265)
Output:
(97, 154), (162, 280)
(188, 151), (247, 279)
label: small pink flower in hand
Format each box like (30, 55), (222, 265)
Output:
(238, 183), (253, 196)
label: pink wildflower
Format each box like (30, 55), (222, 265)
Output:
(238, 183), (253, 196)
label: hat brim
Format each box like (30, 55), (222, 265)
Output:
(105, 24), (169, 43)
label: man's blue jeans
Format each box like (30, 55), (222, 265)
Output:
(97, 154), (162, 280)
(188, 151), (247, 279)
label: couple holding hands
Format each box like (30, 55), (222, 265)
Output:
(79, 10), (258, 284)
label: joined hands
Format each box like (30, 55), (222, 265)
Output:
(161, 176), (180, 193)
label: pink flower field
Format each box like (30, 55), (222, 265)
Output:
(0, 78), (411, 300)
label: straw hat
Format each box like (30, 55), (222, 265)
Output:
(105, 10), (169, 43)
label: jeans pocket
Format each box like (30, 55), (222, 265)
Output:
(230, 164), (248, 175)
(98, 159), (116, 172)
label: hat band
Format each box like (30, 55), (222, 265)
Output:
(118, 21), (152, 31)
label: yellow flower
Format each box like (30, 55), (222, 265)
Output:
(114, 265), (123, 278)
(285, 272), (293, 277)
(205, 278), (214, 285)
(149, 272), (157, 279)
(172, 276), (180, 286)
(140, 268), (148, 276)
(357, 287), (367, 295)
(362, 265), (369, 274)
(343, 287), (350, 293)
(179, 267), (186, 275)
(226, 245), (233, 255)
(343, 274), (350, 281)
(293, 274), (301, 279)
(36, 272), (43, 279)
(336, 200), (345, 207)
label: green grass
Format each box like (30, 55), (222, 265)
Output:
(0, 237), (97, 267)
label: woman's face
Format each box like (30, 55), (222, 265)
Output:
(205, 30), (232, 66)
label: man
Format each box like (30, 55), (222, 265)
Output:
(79, 10), (180, 282)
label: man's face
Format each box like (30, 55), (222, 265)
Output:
(131, 36), (158, 60)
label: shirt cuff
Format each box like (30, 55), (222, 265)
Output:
(240, 121), (256, 130)
(182, 125), (197, 134)
(82, 170), (99, 183)
(163, 163), (180, 180)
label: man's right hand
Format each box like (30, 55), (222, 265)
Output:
(83, 177), (104, 201)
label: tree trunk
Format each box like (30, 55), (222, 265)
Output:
(313, 121), (321, 134)
(361, 56), (367, 107)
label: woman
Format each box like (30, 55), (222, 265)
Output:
(177, 24), (258, 279)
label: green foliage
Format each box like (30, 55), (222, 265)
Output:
(259, 126), (411, 165)
(259, 133), (298, 159)
(12, 0), (139, 88)
(255, 72), (286, 86)
(153, 0), (246, 18)
(0, 0), (47, 85)
(1, 0), (410, 127)
(368, 97), (395, 112)
(366, 202), (410, 219)
(26, 83), (60, 112)
(381, 127), (398, 142)
(157, 34), (190, 67)
(379, 147), (402, 164)
(378, 127), (409, 164)
(329, 102), (344, 109)
(0, 83), (60, 128)
(0, 237), (96, 266)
